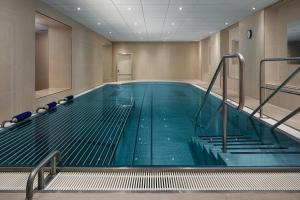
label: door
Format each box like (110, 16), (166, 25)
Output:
(117, 53), (133, 81)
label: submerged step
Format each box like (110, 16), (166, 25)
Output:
(219, 153), (300, 167)
(192, 135), (300, 167)
(213, 142), (273, 146)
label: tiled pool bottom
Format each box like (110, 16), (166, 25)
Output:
(0, 82), (300, 168)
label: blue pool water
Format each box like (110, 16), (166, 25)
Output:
(0, 82), (300, 167)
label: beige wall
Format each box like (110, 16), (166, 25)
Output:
(264, 0), (300, 109)
(239, 10), (265, 99)
(35, 32), (49, 90)
(0, 0), (112, 122)
(198, 1), (300, 111)
(112, 42), (199, 81)
(197, 41), (202, 80)
(103, 44), (113, 82)
(200, 10), (265, 101)
(48, 25), (72, 89)
(200, 33), (221, 85)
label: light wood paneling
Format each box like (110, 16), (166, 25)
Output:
(112, 42), (199, 81)
(198, 0), (300, 111)
(239, 10), (265, 99)
(200, 33), (221, 86)
(264, 0), (300, 110)
(35, 32), (49, 91)
(0, 0), (112, 122)
(48, 25), (72, 90)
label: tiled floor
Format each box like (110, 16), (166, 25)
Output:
(1, 192), (300, 200)
(188, 79), (300, 131)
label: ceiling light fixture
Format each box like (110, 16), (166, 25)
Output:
(77, 7), (81, 11)
(97, 22), (101, 25)
(225, 22), (229, 25)
(171, 22), (175, 26)
(252, 7), (256, 10)
(127, 7), (132, 11)
(109, 32), (112, 34)
(179, 7), (183, 11)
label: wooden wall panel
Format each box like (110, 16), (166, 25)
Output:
(48, 26), (72, 89)
(264, 0), (300, 109)
(35, 32), (49, 90)
(112, 42), (199, 81)
(0, 0), (112, 122)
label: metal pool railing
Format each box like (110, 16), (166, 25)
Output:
(26, 151), (60, 200)
(194, 53), (245, 153)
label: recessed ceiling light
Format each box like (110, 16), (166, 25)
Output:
(97, 22), (101, 25)
(127, 7), (132, 11)
(171, 22), (175, 26)
(252, 7), (256, 10)
(109, 32), (112, 34)
(77, 7), (81, 11)
(179, 7), (183, 11)
(209, 31), (213, 34)
(225, 22), (229, 25)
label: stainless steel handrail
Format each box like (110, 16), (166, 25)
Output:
(250, 66), (300, 118)
(195, 53), (245, 153)
(255, 57), (300, 118)
(26, 151), (60, 200)
(272, 107), (300, 129)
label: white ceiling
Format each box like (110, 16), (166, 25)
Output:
(41, 0), (278, 42)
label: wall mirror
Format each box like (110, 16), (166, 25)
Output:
(287, 19), (300, 64)
(35, 12), (72, 98)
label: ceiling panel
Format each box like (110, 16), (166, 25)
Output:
(41, 0), (278, 41)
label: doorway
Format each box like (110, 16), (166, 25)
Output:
(117, 53), (133, 81)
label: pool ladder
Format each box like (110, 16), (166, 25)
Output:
(194, 53), (246, 153)
(249, 57), (300, 129)
(26, 151), (60, 200)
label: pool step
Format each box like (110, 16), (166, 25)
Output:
(191, 136), (300, 167)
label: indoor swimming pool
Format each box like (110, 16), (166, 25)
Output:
(0, 82), (300, 168)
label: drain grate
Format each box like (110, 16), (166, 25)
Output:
(45, 170), (300, 191)
(0, 172), (46, 191)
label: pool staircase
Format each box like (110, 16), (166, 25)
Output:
(191, 135), (300, 167)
